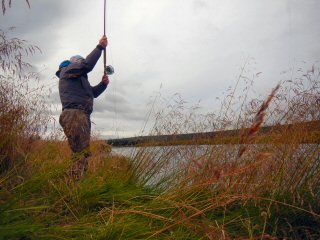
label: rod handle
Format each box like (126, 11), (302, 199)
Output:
(103, 47), (107, 74)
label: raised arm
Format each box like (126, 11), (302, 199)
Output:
(61, 36), (108, 78)
(82, 36), (108, 73)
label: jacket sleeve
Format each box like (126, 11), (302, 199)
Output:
(63, 45), (103, 77)
(92, 81), (107, 98)
(82, 45), (104, 73)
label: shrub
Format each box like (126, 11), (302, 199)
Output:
(0, 29), (48, 172)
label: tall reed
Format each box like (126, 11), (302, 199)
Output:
(0, 29), (48, 173)
(130, 63), (320, 239)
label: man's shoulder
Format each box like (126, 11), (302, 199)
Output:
(60, 64), (87, 79)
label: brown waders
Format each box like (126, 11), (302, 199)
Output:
(59, 109), (91, 181)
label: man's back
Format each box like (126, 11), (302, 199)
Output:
(57, 45), (106, 114)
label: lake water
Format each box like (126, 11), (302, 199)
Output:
(111, 145), (244, 182)
(111, 144), (319, 186)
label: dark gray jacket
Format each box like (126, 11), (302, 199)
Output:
(56, 45), (107, 115)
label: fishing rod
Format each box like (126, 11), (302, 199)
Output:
(103, 0), (114, 75)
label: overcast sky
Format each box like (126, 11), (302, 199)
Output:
(1, 0), (319, 138)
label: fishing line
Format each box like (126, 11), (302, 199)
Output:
(103, 0), (119, 138)
(108, 46), (119, 138)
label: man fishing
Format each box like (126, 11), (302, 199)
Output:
(56, 35), (109, 180)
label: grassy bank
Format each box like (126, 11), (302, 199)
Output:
(1, 67), (320, 239)
(0, 136), (319, 239)
(1, 76), (319, 239)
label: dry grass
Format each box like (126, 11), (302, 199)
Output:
(0, 29), (48, 173)
(129, 62), (320, 239)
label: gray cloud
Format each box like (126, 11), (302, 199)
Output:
(94, 92), (146, 122)
(1, 1), (65, 34)
(94, 93), (127, 113)
(2, 0), (320, 137)
(0, 0), (73, 80)
(192, 0), (209, 12)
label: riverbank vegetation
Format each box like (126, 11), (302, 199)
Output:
(1, 25), (320, 240)
(1, 65), (319, 239)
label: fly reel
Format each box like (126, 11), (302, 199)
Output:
(105, 65), (114, 75)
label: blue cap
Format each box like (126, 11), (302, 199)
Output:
(59, 60), (71, 69)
